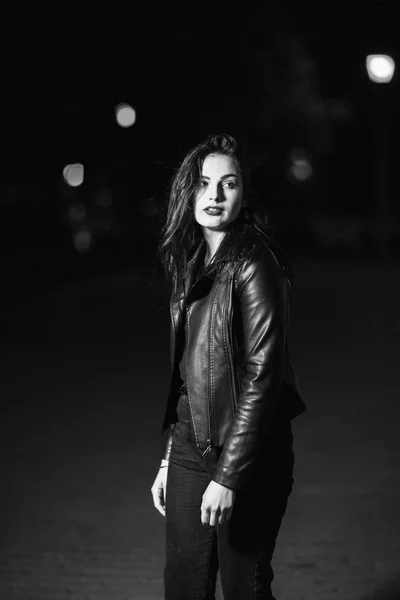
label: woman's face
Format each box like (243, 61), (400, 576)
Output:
(193, 153), (245, 232)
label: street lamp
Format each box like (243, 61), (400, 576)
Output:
(366, 54), (396, 258)
(366, 54), (395, 84)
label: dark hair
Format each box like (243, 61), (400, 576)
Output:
(158, 133), (273, 295)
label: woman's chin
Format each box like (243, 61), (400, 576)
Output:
(196, 217), (231, 231)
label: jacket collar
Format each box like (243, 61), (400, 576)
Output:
(184, 239), (207, 299)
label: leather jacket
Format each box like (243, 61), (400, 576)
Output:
(161, 236), (306, 491)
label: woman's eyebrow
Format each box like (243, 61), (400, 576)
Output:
(201, 173), (238, 180)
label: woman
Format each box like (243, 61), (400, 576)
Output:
(151, 133), (306, 599)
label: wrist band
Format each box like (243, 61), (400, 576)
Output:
(160, 465), (169, 468)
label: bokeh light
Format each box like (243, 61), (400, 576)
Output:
(63, 163), (84, 187)
(73, 228), (92, 252)
(366, 54), (395, 83)
(287, 147), (313, 183)
(115, 103), (136, 128)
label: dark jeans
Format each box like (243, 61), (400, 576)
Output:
(164, 394), (295, 600)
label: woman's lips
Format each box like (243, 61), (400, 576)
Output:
(204, 207), (223, 215)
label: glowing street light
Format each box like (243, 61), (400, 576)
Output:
(115, 103), (136, 128)
(366, 53), (396, 258)
(366, 54), (395, 84)
(63, 163), (84, 187)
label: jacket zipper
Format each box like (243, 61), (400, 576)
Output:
(224, 285), (238, 415)
(201, 294), (213, 458)
(172, 286), (211, 456)
(207, 285), (220, 452)
(202, 441), (212, 458)
(185, 305), (201, 449)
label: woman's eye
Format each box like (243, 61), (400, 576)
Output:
(224, 181), (237, 189)
(200, 180), (208, 187)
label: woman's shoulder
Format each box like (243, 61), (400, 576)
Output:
(236, 229), (293, 285)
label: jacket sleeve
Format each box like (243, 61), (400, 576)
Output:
(213, 250), (289, 491)
(161, 423), (176, 462)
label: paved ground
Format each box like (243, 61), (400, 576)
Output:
(1, 257), (400, 599)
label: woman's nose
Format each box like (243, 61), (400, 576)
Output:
(209, 185), (223, 203)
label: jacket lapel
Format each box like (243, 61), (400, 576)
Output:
(170, 239), (204, 321)
(169, 239), (206, 373)
(184, 239), (206, 300)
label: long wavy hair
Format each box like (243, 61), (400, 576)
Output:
(158, 133), (279, 296)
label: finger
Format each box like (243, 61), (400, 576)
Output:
(200, 506), (209, 526)
(151, 487), (163, 503)
(154, 500), (166, 517)
(218, 508), (229, 525)
(152, 491), (166, 516)
(209, 511), (218, 528)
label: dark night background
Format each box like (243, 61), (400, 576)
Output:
(1, 3), (400, 599)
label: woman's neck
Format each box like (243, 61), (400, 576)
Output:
(203, 230), (226, 266)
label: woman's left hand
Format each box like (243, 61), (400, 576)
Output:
(201, 480), (236, 526)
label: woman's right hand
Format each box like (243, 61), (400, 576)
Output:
(151, 466), (168, 517)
